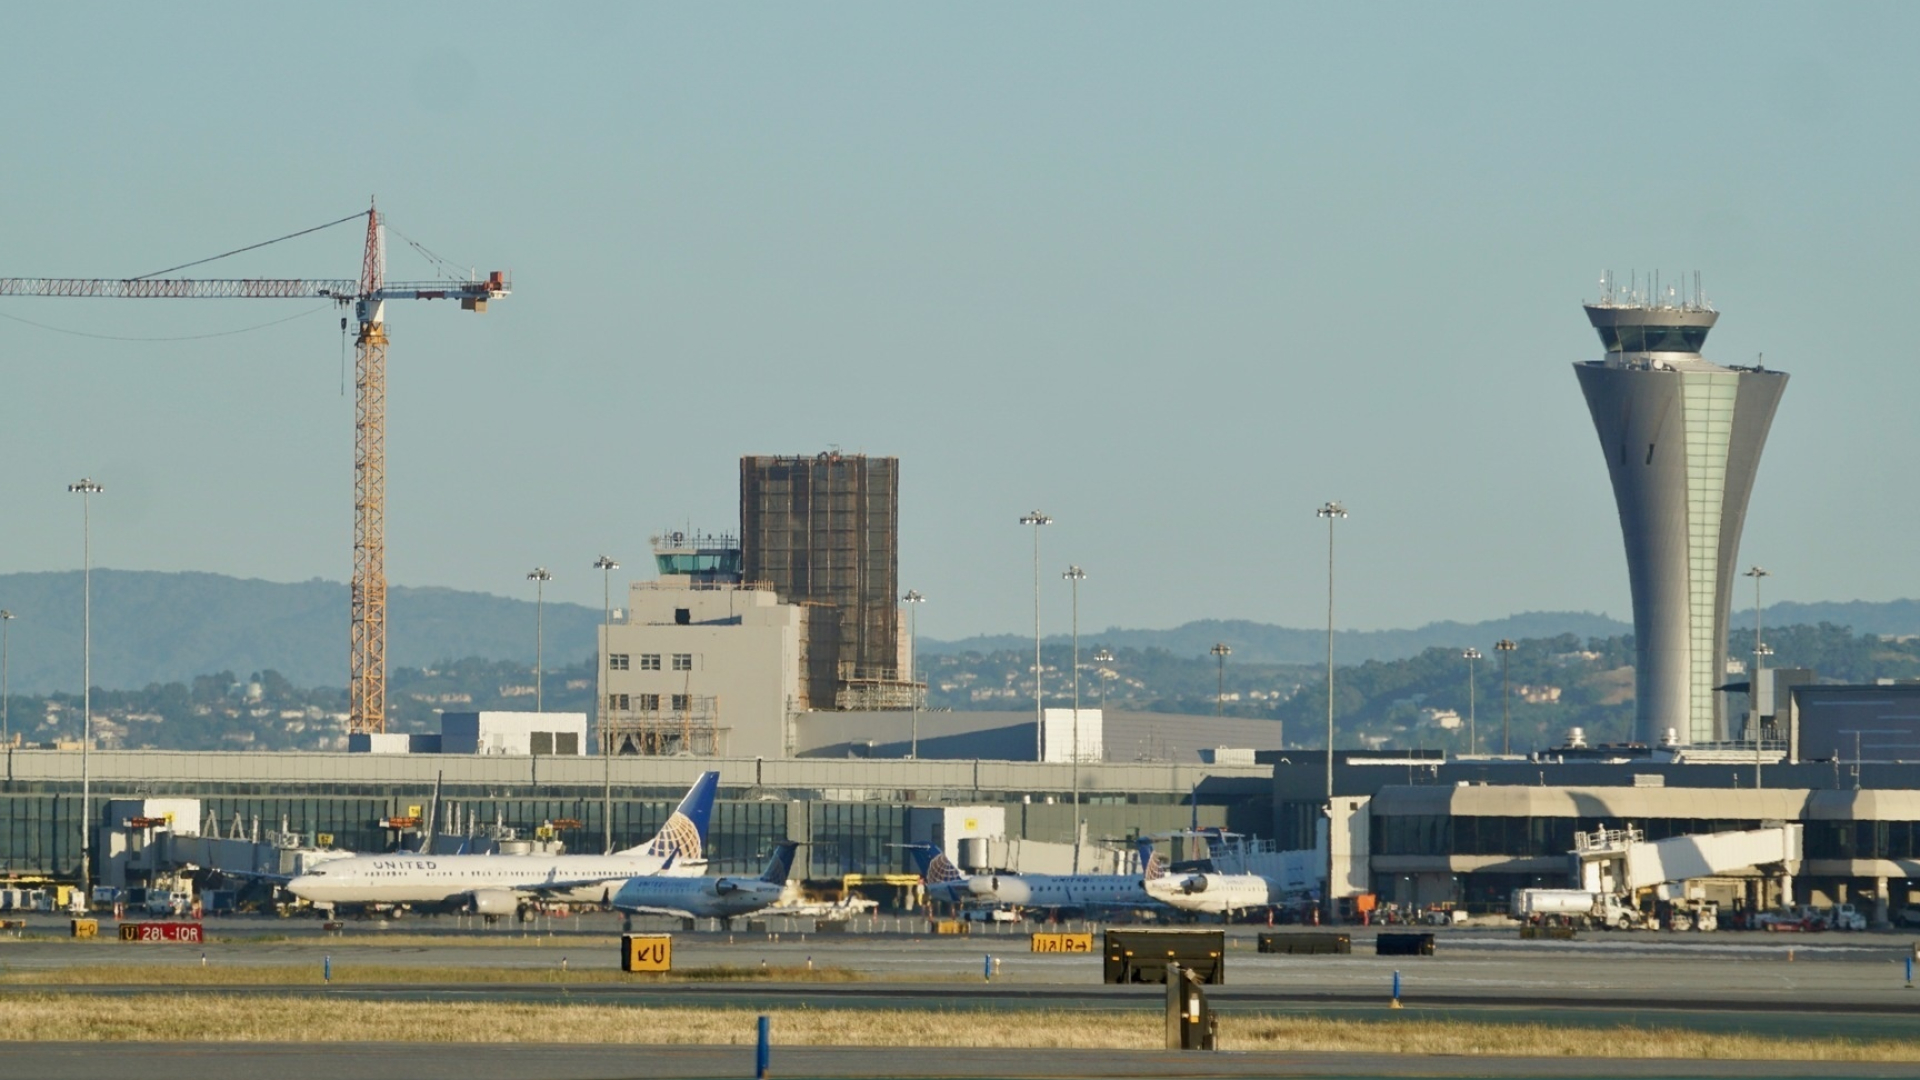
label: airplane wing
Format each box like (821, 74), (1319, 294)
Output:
(511, 873), (649, 896)
(206, 867), (296, 885)
(616, 903), (699, 919)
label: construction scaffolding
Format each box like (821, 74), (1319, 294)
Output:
(833, 662), (925, 712)
(741, 452), (900, 709)
(605, 695), (722, 757)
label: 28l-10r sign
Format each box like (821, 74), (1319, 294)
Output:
(119, 922), (203, 943)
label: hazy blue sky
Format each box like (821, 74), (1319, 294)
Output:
(2, 3), (1914, 642)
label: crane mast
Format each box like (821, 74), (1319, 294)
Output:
(350, 208), (390, 736)
(0, 201), (509, 735)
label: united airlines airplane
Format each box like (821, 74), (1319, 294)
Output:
(909, 841), (1167, 914)
(610, 841), (801, 920)
(1140, 832), (1276, 917)
(905, 842), (974, 904)
(286, 771), (719, 916)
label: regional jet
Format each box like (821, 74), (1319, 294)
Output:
(1140, 833), (1276, 918)
(910, 841), (1167, 915)
(610, 840), (801, 921)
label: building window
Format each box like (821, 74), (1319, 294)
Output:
(671, 694), (691, 711)
(609, 654), (630, 671)
(637, 693), (660, 711)
(672, 653), (694, 671)
(608, 694), (629, 711)
(640, 654), (662, 671)
(674, 608), (691, 626)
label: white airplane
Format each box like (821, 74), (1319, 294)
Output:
(931, 841), (1168, 914)
(286, 771), (720, 916)
(1141, 834), (1275, 918)
(610, 841), (801, 920)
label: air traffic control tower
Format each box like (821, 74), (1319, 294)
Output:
(1575, 281), (1787, 745)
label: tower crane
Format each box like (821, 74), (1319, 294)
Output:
(0, 201), (511, 735)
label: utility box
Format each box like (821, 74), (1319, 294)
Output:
(1376, 932), (1436, 956)
(620, 933), (672, 972)
(1104, 928), (1224, 985)
(1165, 963), (1217, 1050)
(1258, 932), (1351, 955)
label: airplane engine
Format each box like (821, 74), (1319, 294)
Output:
(714, 879), (738, 894)
(469, 889), (519, 917)
(1179, 874), (1210, 895)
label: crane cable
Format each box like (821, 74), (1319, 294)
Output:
(133, 209), (370, 280)
(385, 222), (471, 281)
(0, 208), (366, 341)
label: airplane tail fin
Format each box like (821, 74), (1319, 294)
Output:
(618, 770), (721, 860)
(906, 843), (969, 886)
(759, 841), (802, 884)
(1137, 839), (1168, 881)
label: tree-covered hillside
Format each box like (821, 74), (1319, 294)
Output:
(926, 623), (1920, 754)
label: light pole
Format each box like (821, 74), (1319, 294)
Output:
(1316, 500), (1346, 925)
(1092, 647), (1114, 715)
(527, 568), (552, 712)
(1210, 643), (1232, 716)
(903, 589), (926, 758)
(1062, 565), (1085, 873)
(1462, 648), (1482, 755)
(1745, 564), (1770, 745)
(1019, 511), (1052, 761)
(1495, 639), (1517, 754)
(0, 610), (14, 748)
(1754, 641), (1773, 788)
(593, 555), (619, 855)
(69, 477), (103, 902)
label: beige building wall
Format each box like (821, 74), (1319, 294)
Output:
(598, 580), (807, 758)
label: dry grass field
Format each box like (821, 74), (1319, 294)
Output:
(0, 994), (1916, 1061)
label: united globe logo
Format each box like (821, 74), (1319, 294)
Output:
(645, 811), (704, 862)
(927, 851), (965, 884)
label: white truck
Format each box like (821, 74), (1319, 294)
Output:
(1667, 898), (1719, 932)
(1511, 888), (1650, 930)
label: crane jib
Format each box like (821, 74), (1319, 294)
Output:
(0, 278), (511, 301)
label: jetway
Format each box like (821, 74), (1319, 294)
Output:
(1573, 825), (1802, 897)
(974, 836), (1136, 876)
(1205, 834), (1322, 898)
(102, 799), (353, 892)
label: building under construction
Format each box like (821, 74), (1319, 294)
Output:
(740, 453), (917, 710)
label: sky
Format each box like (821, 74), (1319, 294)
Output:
(1, 3), (1915, 643)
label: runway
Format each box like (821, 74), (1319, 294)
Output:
(7, 916), (1920, 1078)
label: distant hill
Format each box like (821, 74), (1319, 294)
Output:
(924, 602), (1920, 666)
(0, 570), (601, 693)
(0, 569), (1913, 694)
(922, 612), (1636, 666)
(1762, 600), (1920, 638)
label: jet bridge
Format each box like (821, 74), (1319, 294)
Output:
(1573, 824), (1802, 898)
(1203, 832), (1323, 898)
